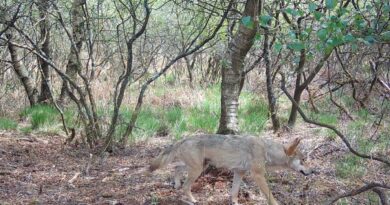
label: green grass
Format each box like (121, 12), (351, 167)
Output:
(116, 85), (269, 141)
(335, 154), (366, 179)
(239, 98), (268, 134)
(20, 104), (59, 129)
(0, 117), (17, 130)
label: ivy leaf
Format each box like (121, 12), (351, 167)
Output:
(255, 33), (262, 41)
(241, 16), (254, 29)
(317, 29), (328, 41)
(309, 3), (317, 12)
(274, 42), (283, 52)
(380, 31), (390, 41)
(260, 15), (272, 26)
(326, 0), (338, 10)
(287, 41), (305, 51)
(343, 33), (355, 43)
(314, 11), (323, 20)
(285, 8), (299, 16)
(364, 35), (376, 45)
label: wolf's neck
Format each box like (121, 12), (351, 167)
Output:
(264, 140), (288, 167)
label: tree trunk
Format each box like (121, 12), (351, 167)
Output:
(59, 0), (85, 102)
(6, 32), (39, 106)
(263, 27), (280, 132)
(184, 56), (195, 87)
(217, 0), (260, 134)
(37, 0), (51, 103)
(287, 51), (332, 127)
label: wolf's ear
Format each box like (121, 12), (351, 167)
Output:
(284, 138), (301, 156)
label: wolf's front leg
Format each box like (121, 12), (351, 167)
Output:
(182, 166), (202, 203)
(251, 166), (279, 205)
(173, 163), (186, 189)
(230, 170), (245, 205)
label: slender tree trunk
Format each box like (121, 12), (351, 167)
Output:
(6, 32), (39, 106)
(263, 27), (280, 132)
(37, 0), (51, 103)
(184, 56), (195, 87)
(217, 0), (260, 134)
(288, 51), (332, 127)
(59, 0), (85, 102)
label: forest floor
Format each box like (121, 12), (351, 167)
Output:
(0, 127), (389, 205)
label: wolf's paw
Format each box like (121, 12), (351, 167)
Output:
(180, 199), (198, 205)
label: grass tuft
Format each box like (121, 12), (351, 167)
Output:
(0, 117), (18, 130)
(21, 104), (58, 129)
(335, 154), (366, 179)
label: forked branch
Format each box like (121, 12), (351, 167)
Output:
(279, 72), (390, 166)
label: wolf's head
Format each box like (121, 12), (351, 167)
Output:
(284, 138), (313, 176)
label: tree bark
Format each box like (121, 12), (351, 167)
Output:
(263, 26), (280, 132)
(218, 0), (260, 134)
(6, 31), (39, 106)
(288, 51), (332, 127)
(59, 0), (85, 102)
(37, 0), (52, 103)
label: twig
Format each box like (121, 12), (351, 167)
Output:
(373, 188), (389, 205)
(326, 63), (354, 120)
(68, 172), (81, 184)
(279, 72), (390, 166)
(327, 182), (390, 205)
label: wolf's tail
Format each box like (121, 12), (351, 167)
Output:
(149, 143), (179, 172)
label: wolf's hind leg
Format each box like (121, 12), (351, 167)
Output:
(251, 166), (279, 205)
(230, 170), (245, 205)
(182, 166), (202, 203)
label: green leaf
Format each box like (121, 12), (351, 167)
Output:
(364, 35), (376, 45)
(343, 34), (355, 42)
(326, 0), (338, 10)
(330, 36), (343, 46)
(285, 8), (299, 16)
(380, 31), (390, 41)
(324, 45), (334, 55)
(260, 15), (272, 26)
(241, 16), (254, 29)
(274, 42), (283, 52)
(309, 3), (317, 12)
(314, 11), (323, 20)
(255, 33), (262, 41)
(317, 29), (328, 41)
(287, 42), (305, 51)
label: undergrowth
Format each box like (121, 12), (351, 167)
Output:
(20, 104), (59, 129)
(0, 117), (17, 130)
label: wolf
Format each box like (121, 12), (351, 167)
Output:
(148, 134), (313, 205)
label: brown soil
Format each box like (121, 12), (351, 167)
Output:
(0, 129), (388, 205)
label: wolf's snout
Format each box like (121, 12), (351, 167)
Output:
(300, 169), (314, 176)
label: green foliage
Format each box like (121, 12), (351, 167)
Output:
(0, 117), (17, 130)
(241, 16), (254, 29)
(336, 154), (366, 179)
(287, 41), (305, 51)
(326, 0), (338, 10)
(21, 105), (58, 129)
(259, 15), (272, 26)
